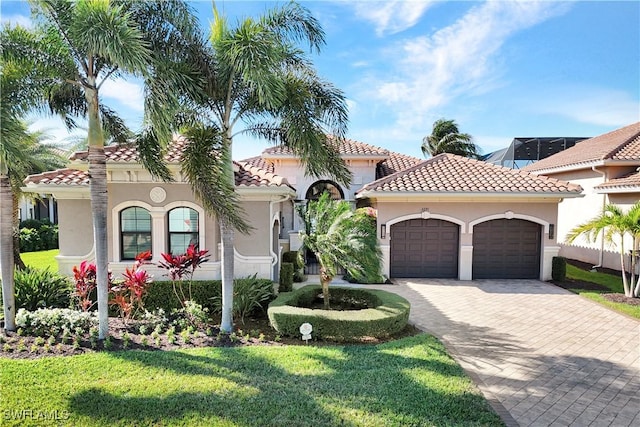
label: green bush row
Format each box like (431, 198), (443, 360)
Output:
(143, 277), (275, 321)
(267, 285), (410, 342)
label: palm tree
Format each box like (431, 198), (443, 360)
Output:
(421, 118), (480, 158)
(567, 202), (640, 298)
(297, 192), (382, 309)
(8, 126), (67, 269)
(2, 0), (201, 338)
(173, 3), (351, 332)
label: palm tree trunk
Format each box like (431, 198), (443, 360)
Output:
(12, 192), (25, 270)
(1, 173), (16, 331)
(220, 219), (234, 333)
(86, 86), (110, 339)
(619, 237), (631, 297)
(219, 133), (235, 333)
(319, 266), (332, 310)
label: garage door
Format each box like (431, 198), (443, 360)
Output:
(390, 219), (459, 278)
(473, 219), (541, 279)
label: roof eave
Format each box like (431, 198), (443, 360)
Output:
(356, 190), (584, 200)
(594, 186), (640, 194)
(528, 159), (640, 175)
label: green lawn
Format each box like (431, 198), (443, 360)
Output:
(566, 264), (640, 319)
(21, 249), (59, 272)
(0, 335), (503, 427)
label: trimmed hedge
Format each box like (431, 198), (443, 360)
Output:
(268, 285), (410, 342)
(143, 278), (275, 315)
(552, 256), (567, 281)
(282, 250), (306, 282)
(279, 262), (294, 292)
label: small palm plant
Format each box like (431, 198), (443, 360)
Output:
(567, 202), (640, 297)
(297, 192), (382, 309)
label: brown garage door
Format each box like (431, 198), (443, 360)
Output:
(473, 219), (541, 279)
(390, 219), (459, 278)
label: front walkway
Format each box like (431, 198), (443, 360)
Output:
(374, 279), (640, 427)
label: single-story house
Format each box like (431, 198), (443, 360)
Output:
(523, 122), (640, 271)
(23, 136), (582, 281)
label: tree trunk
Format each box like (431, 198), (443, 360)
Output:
(12, 192), (25, 270)
(319, 266), (332, 310)
(619, 237), (631, 297)
(1, 174), (16, 331)
(219, 132), (236, 333)
(220, 219), (234, 333)
(86, 86), (109, 339)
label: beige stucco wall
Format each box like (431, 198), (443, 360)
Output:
(542, 167), (638, 271)
(234, 201), (272, 257)
(107, 182), (219, 263)
(373, 198), (561, 280)
(57, 199), (93, 256)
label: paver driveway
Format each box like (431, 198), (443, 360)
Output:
(380, 279), (640, 427)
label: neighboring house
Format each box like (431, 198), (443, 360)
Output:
(523, 122), (640, 271)
(23, 136), (582, 281)
(18, 195), (58, 224)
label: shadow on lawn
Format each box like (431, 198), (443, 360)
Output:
(67, 336), (503, 426)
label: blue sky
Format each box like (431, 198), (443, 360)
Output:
(2, 0), (639, 161)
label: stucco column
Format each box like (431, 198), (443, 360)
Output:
(460, 245), (473, 280)
(542, 246), (560, 281)
(150, 210), (165, 262)
(380, 244), (390, 277)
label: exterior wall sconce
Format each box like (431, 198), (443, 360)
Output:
(549, 224), (555, 240)
(380, 224), (386, 239)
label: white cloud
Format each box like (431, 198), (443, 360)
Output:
(1, 14), (33, 28)
(531, 86), (640, 128)
(362, 1), (572, 131)
(99, 78), (144, 112)
(348, 1), (434, 36)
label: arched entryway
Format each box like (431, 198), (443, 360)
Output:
(305, 180), (344, 200)
(390, 219), (459, 278)
(472, 219), (541, 279)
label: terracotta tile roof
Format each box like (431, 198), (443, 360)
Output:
(24, 168), (89, 186)
(523, 122), (640, 172)
(359, 153), (583, 195)
(263, 136), (389, 157)
(376, 152), (423, 179)
(70, 136), (187, 163)
(594, 170), (640, 191)
(241, 155), (275, 173)
(234, 161), (292, 188)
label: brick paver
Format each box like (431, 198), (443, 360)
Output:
(376, 279), (640, 427)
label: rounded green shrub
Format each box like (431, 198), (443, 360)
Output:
(268, 285), (410, 342)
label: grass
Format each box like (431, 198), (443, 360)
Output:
(566, 264), (640, 319)
(0, 334), (503, 427)
(21, 249), (59, 272)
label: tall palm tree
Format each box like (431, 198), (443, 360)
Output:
(2, 0), (201, 338)
(297, 192), (382, 309)
(173, 3), (351, 332)
(421, 118), (480, 159)
(567, 202), (640, 298)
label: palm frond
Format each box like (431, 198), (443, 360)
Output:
(180, 126), (251, 234)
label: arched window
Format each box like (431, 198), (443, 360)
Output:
(305, 180), (344, 200)
(120, 207), (152, 260)
(168, 207), (199, 254)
